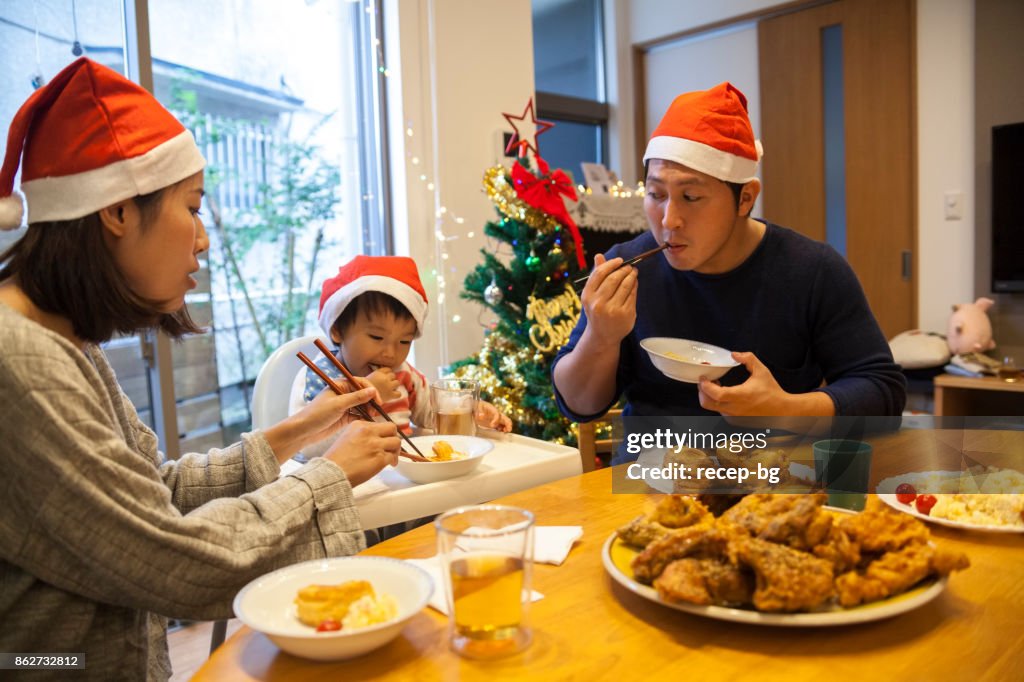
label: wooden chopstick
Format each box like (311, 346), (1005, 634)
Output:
(572, 242), (670, 290)
(296, 351), (428, 462)
(312, 339), (430, 461)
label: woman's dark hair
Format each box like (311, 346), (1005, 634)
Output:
(332, 290), (416, 338)
(643, 160), (747, 212)
(0, 188), (203, 343)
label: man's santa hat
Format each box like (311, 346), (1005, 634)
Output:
(0, 57), (205, 230)
(643, 82), (763, 184)
(318, 255), (429, 338)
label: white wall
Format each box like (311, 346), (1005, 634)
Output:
(386, 0), (535, 377)
(608, 0), (977, 333)
(916, 0), (975, 332)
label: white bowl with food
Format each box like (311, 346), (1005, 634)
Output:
(233, 556), (433, 661)
(395, 435), (494, 484)
(640, 337), (739, 383)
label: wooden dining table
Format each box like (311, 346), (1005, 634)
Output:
(193, 428), (1024, 681)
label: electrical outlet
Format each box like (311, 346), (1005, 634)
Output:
(944, 191), (964, 221)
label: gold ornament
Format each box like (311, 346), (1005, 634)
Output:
(525, 283), (582, 353)
(483, 166), (563, 234)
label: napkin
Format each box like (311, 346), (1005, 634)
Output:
(403, 556), (544, 615)
(454, 525), (582, 566)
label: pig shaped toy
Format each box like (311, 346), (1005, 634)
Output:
(947, 297), (996, 355)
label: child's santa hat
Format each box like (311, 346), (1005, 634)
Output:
(318, 255), (429, 338)
(643, 82), (763, 184)
(0, 57), (205, 230)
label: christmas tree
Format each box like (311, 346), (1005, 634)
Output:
(451, 108), (588, 444)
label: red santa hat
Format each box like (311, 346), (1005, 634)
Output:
(643, 82), (763, 184)
(318, 255), (429, 338)
(0, 57), (205, 230)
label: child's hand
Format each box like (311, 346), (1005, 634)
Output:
(475, 400), (513, 433)
(367, 367), (400, 401)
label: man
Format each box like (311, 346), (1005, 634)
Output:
(552, 83), (905, 461)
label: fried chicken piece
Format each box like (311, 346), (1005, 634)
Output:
(731, 536), (835, 612)
(654, 558), (754, 606)
(631, 525), (729, 584)
(722, 493), (833, 551)
(651, 495), (714, 529)
(811, 524), (861, 574)
(616, 514), (672, 549)
(663, 447), (718, 494)
(696, 493), (748, 516)
(838, 504), (930, 553)
(294, 580), (375, 627)
(835, 542), (969, 607)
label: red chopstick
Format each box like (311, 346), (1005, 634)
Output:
(311, 339), (430, 461)
(296, 351), (428, 462)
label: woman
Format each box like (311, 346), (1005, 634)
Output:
(0, 58), (399, 680)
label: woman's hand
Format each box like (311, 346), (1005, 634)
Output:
(323, 420), (401, 486)
(580, 254), (638, 348)
(367, 367), (401, 402)
(263, 383), (381, 464)
(475, 400), (513, 433)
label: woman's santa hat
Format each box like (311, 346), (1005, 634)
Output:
(318, 255), (429, 338)
(0, 57), (205, 230)
(643, 82), (763, 184)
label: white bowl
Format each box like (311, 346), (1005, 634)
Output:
(640, 336), (739, 383)
(395, 435), (494, 484)
(233, 556), (433, 661)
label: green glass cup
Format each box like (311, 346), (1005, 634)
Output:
(812, 439), (873, 511)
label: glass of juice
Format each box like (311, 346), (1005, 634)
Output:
(431, 378), (479, 436)
(435, 505), (534, 659)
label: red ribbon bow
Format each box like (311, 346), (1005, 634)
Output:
(511, 155), (586, 270)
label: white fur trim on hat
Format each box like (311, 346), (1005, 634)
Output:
(0, 191), (25, 230)
(21, 130), (205, 224)
(318, 274), (429, 339)
(644, 136), (763, 184)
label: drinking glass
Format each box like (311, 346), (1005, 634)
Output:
(431, 378), (479, 436)
(435, 505), (534, 659)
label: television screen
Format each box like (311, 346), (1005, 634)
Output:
(992, 121), (1024, 292)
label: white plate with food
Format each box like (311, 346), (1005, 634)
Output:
(233, 556), (433, 660)
(640, 337), (739, 383)
(601, 530), (947, 627)
(877, 470), (1024, 533)
(395, 435), (494, 484)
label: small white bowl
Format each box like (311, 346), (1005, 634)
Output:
(233, 556), (433, 661)
(640, 337), (739, 383)
(396, 435), (494, 484)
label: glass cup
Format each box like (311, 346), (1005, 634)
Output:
(435, 505), (534, 659)
(812, 439), (873, 511)
(998, 356), (1020, 383)
(431, 378), (479, 436)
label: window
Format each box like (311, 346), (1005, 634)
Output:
(531, 0), (607, 183)
(0, 0), (387, 453)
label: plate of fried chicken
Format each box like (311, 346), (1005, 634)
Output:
(604, 493), (969, 626)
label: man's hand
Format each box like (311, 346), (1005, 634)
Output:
(580, 254), (638, 347)
(697, 351), (790, 416)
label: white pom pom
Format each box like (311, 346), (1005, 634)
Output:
(0, 192), (25, 231)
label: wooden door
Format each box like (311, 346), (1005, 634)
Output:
(759, 0), (916, 338)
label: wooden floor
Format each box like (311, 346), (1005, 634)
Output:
(168, 619), (243, 681)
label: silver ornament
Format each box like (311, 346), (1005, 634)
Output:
(484, 280), (504, 305)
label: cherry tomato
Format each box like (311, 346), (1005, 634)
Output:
(316, 619), (342, 632)
(895, 483), (917, 505)
(915, 494), (938, 515)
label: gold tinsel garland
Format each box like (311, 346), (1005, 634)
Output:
(483, 165), (565, 235)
